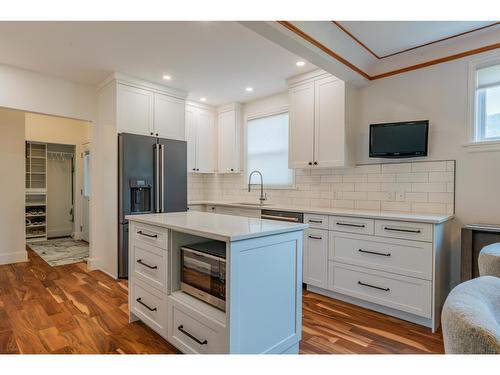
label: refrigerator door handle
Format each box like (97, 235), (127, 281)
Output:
(154, 144), (160, 213)
(160, 144), (165, 213)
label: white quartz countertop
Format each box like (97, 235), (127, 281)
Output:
(126, 211), (308, 242)
(189, 200), (454, 224)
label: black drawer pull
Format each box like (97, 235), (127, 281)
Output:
(137, 230), (158, 238)
(177, 325), (207, 345)
(136, 297), (157, 311)
(358, 249), (391, 257)
(336, 222), (366, 228)
(308, 219), (323, 224)
(383, 226), (421, 234)
(136, 259), (158, 269)
(308, 235), (323, 240)
(358, 281), (390, 292)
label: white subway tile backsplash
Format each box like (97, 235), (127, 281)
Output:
(396, 172), (428, 183)
(412, 182), (447, 193)
(411, 161), (447, 172)
(191, 160), (455, 216)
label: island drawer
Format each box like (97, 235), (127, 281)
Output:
(329, 232), (433, 280)
(131, 279), (168, 338)
(131, 241), (168, 291)
(328, 262), (431, 318)
(131, 222), (168, 249)
(167, 295), (227, 354)
(304, 214), (329, 229)
(374, 220), (432, 242)
(330, 216), (374, 235)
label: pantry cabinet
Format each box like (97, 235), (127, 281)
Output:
(115, 77), (186, 140)
(217, 103), (242, 173)
(186, 103), (216, 173)
(288, 70), (349, 169)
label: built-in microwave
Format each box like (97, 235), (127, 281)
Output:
(180, 241), (226, 311)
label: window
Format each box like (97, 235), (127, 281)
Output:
(246, 112), (293, 188)
(474, 62), (500, 141)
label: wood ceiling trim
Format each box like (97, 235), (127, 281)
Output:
(333, 21), (500, 59)
(277, 21), (500, 81)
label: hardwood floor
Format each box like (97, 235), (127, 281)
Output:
(0, 250), (444, 354)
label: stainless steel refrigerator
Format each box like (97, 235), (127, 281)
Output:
(118, 133), (187, 278)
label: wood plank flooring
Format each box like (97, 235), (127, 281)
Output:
(0, 250), (443, 354)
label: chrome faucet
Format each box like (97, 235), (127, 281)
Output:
(248, 170), (267, 204)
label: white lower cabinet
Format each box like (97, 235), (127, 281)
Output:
(303, 228), (328, 289)
(131, 278), (168, 339)
(328, 262), (432, 319)
(167, 294), (227, 354)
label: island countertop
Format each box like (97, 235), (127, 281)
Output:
(126, 211), (308, 242)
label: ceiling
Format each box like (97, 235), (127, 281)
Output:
(336, 21), (494, 57)
(0, 21), (315, 106)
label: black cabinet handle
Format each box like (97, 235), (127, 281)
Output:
(177, 325), (207, 345)
(136, 297), (157, 311)
(383, 226), (421, 234)
(308, 219), (323, 224)
(358, 281), (390, 292)
(308, 235), (323, 240)
(137, 230), (158, 238)
(358, 249), (391, 257)
(308, 162), (312, 166)
(336, 222), (366, 228)
(136, 259), (158, 269)
(313, 161), (318, 165)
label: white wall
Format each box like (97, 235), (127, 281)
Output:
(0, 108), (27, 264)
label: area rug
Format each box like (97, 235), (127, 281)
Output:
(28, 237), (89, 266)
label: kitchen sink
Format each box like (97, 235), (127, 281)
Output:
(234, 202), (272, 207)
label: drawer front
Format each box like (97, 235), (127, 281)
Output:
(131, 279), (168, 338)
(375, 220), (432, 242)
(132, 222), (168, 249)
(330, 216), (374, 235)
(303, 228), (329, 288)
(304, 213), (329, 229)
(167, 297), (226, 354)
(329, 232), (433, 280)
(214, 206), (260, 218)
(187, 204), (205, 212)
(328, 262), (431, 318)
(132, 242), (168, 291)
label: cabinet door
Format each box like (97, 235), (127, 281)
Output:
(217, 110), (239, 173)
(314, 77), (345, 168)
(288, 82), (315, 169)
(154, 93), (185, 140)
(303, 228), (328, 289)
(117, 84), (154, 136)
(185, 105), (197, 172)
(195, 108), (216, 173)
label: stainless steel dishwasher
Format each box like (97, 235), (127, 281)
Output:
(261, 209), (304, 224)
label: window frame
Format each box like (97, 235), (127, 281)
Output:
(244, 105), (296, 189)
(466, 55), (500, 152)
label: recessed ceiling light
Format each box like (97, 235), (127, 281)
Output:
(162, 75), (172, 80)
(200, 97), (207, 102)
(245, 87), (253, 92)
(296, 61), (306, 67)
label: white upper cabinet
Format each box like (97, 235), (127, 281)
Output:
(186, 103), (216, 173)
(154, 93), (185, 140)
(288, 70), (349, 169)
(217, 104), (242, 173)
(117, 84), (154, 136)
(288, 82), (315, 169)
(114, 75), (186, 139)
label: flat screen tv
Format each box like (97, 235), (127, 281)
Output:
(369, 120), (429, 158)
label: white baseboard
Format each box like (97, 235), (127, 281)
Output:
(86, 257), (118, 280)
(0, 250), (28, 265)
(47, 229), (72, 238)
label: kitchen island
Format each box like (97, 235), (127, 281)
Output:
(126, 211), (308, 354)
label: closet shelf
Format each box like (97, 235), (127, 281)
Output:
(26, 202), (47, 207)
(26, 223), (46, 228)
(25, 213), (46, 218)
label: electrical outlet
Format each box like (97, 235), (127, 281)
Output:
(396, 191), (405, 201)
(386, 191), (395, 201)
